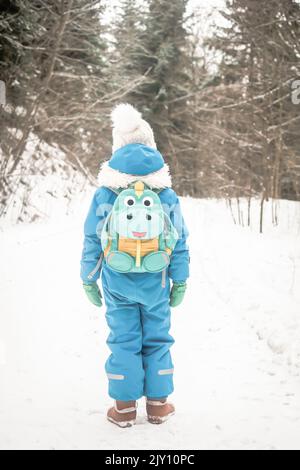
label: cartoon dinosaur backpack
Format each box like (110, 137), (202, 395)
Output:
(97, 181), (178, 274)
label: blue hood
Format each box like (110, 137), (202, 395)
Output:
(108, 143), (165, 176)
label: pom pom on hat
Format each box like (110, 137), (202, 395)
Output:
(111, 103), (142, 134)
(111, 103), (157, 152)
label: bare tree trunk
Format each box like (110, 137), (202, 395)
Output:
(272, 199), (278, 226)
(8, 0), (74, 177)
(247, 196), (251, 227)
(228, 198), (237, 225)
(236, 197), (243, 226)
(260, 192), (265, 234)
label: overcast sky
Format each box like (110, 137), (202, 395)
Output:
(103, 0), (226, 22)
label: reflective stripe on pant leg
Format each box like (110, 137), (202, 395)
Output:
(158, 368), (174, 376)
(107, 373), (125, 380)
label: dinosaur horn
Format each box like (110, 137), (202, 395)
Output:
(134, 181), (144, 198)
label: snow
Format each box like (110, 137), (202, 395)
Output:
(1, 133), (92, 227)
(0, 195), (300, 450)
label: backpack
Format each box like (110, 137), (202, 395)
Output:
(97, 181), (178, 274)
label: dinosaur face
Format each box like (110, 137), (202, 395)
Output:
(110, 183), (164, 240)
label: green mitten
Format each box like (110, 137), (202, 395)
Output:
(83, 283), (102, 307)
(169, 282), (187, 308)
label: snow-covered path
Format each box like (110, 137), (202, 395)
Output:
(0, 197), (300, 450)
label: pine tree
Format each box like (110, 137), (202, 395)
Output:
(204, 0), (300, 205)
(111, 0), (145, 86)
(0, 0), (110, 217)
(0, 0), (42, 200)
(124, 0), (195, 194)
(131, 2), (190, 128)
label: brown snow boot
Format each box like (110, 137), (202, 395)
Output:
(146, 398), (175, 424)
(107, 400), (137, 428)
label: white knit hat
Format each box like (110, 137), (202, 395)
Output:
(111, 103), (157, 153)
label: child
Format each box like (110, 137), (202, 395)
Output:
(80, 104), (189, 427)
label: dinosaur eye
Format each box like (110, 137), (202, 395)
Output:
(124, 196), (135, 207)
(143, 197), (153, 207)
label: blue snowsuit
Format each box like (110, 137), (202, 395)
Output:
(81, 144), (189, 401)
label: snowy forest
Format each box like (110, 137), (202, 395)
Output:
(1, 0), (300, 451)
(1, 0), (300, 225)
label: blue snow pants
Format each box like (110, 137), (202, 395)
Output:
(101, 266), (174, 401)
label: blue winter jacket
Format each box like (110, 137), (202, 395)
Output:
(80, 144), (190, 284)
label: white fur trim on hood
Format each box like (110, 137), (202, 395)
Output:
(98, 161), (172, 190)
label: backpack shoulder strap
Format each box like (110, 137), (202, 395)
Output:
(105, 186), (123, 195)
(105, 184), (164, 195)
(152, 188), (163, 194)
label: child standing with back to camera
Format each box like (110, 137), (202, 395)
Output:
(80, 104), (190, 427)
